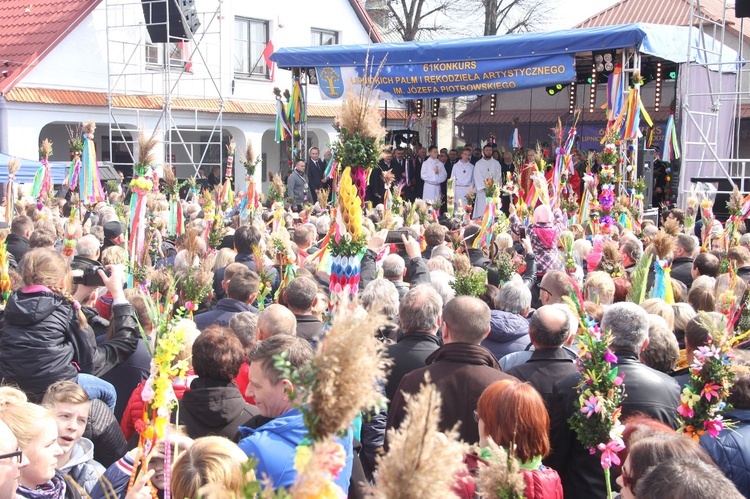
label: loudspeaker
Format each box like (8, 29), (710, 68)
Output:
(98, 162), (123, 182)
(142, 0), (200, 43)
(637, 148), (656, 209)
(737, 0), (750, 18)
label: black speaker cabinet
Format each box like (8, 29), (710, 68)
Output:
(142, 0), (200, 43)
(737, 0), (750, 18)
(637, 148), (656, 209)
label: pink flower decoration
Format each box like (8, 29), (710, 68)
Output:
(581, 395), (601, 419)
(677, 403), (694, 419)
(614, 373), (625, 386)
(604, 349), (618, 363)
(703, 418), (724, 438)
(701, 382), (721, 402)
(597, 440), (625, 469)
(185, 301), (196, 311)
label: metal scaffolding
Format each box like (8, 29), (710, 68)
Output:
(680, 0), (749, 202)
(104, 0), (224, 178)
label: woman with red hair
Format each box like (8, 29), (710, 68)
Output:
(456, 379), (563, 498)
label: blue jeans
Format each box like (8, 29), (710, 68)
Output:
(77, 373), (117, 412)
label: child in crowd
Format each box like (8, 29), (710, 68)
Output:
(42, 381), (105, 495)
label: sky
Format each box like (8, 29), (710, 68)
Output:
(553, 0), (620, 30)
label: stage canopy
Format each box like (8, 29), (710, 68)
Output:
(271, 23), (740, 100)
(0, 153), (68, 184)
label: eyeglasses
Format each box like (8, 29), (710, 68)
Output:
(620, 468), (637, 491)
(539, 286), (551, 296)
(0, 450), (22, 463)
(473, 409), (479, 423)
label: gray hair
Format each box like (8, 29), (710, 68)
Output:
(399, 284), (443, 333)
(529, 305), (570, 348)
(429, 270), (455, 306)
(430, 244), (454, 261)
(360, 279), (400, 319)
(75, 234), (101, 258)
(495, 282), (531, 315)
(315, 216), (330, 237)
(641, 314), (679, 373)
(228, 311), (258, 351)
(601, 302), (649, 352)
(741, 233), (750, 247)
(382, 254), (405, 279)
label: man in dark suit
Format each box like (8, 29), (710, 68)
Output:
(366, 150), (392, 206)
(390, 147), (407, 185)
(403, 146), (426, 202)
(305, 147), (326, 202)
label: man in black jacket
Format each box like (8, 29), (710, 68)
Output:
(671, 234), (696, 289)
(195, 269), (259, 331)
(383, 284), (444, 403)
(284, 276), (323, 349)
(546, 302), (680, 499)
(6, 215), (32, 265)
(506, 305), (578, 411)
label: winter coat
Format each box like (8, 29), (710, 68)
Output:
(5, 232), (29, 264)
(294, 314), (323, 349)
(59, 438), (106, 495)
(0, 289), (139, 401)
(178, 377), (259, 441)
(89, 452), (135, 499)
(483, 310), (531, 360)
(384, 332), (443, 403)
(511, 212), (564, 274)
(506, 348), (579, 412)
(98, 334), (151, 421)
(238, 408), (354, 493)
(670, 256), (695, 289)
(194, 298), (257, 331)
(83, 399), (127, 469)
(386, 343), (515, 445)
(546, 350), (680, 499)
(120, 373), (193, 441)
(455, 452), (563, 499)
(700, 409), (750, 497)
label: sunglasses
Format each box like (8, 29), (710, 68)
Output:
(0, 449), (22, 463)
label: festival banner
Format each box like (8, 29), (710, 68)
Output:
(316, 54), (576, 100)
(579, 123), (666, 153)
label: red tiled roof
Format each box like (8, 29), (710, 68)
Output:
(0, 0), (102, 95)
(576, 0), (750, 41)
(4, 86), (409, 119)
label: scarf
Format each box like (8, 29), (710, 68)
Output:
(17, 472), (67, 499)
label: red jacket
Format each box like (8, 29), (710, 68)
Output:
(454, 453), (564, 499)
(120, 372), (194, 441)
(233, 362), (256, 405)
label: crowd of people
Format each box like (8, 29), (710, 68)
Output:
(0, 148), (748, 499)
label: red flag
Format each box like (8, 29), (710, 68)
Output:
(262, 39), (275, 82)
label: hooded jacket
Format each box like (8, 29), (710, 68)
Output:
(59, 438), (106, 495)
(238, 408), (354, 493)
(178, 377), (259, 441)
(193, 298), (257, 331)
(483, 310), (531, 360)
(0, 289), (139, 401)
(386, 343), (514, 445)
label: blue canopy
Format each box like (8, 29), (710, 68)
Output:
(0, 153), (69, 184)
(271, 23), (700, 69)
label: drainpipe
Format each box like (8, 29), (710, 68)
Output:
(0, 95), (8, 153)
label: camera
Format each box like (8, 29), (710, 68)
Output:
(72, 266), (110, 287)
(385, 229), (410, 245)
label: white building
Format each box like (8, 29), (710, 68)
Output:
(0, 0), (405, 191)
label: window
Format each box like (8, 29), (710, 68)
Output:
(145, 42), (187, 70)
(235, 18), (269, 77)
(311, 28), (338, 46)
